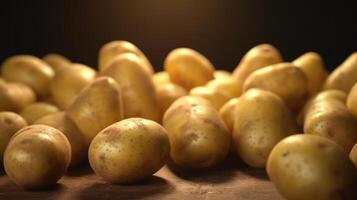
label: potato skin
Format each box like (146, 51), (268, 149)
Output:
(347, 83), (357, 118)
(20, 102), (60, 124)
(213, 70), (231, 80)
(153, 71), (170, 89)
(267, 134), (357, 200)
(1, 55), (54, 98)
(219, 97), (239, 133)
(189, 86), (231, 110)
(0, 112), (27, 165)
(163, 96), (230, 169)
(42, 53), (71, 73)
(164, 48), (214, 90)
(4, 125), (71, 189)
(0, 80), (36, 112)
(243, 62), (308, 112)
(350, 143), (357, 168)
(156, 83), (187, 120)
(206, 77), (242, 97)
(88, 118), (170, 184)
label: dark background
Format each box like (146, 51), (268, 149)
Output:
(0, 0), (356, 71)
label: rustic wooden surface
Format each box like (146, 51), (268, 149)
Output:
(0, 157), (284, 200)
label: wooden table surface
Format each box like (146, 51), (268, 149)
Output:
(0, 156), (284, 200)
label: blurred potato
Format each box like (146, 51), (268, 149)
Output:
(219, 97), (239, 133)
(206, 77), (242, 97)
(347, 83), (357, 118)
(42, 53), (71, 73)
(190, 86), (231, 110)
(350, 143), (357, 168)
(0, 80), (36, 112)
(213, 70), (231, 80)
(20, 102), (60, 124)
(156, 83), (187, 119)
(153, 71), (170, 88)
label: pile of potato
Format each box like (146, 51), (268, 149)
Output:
(1, 41), (357, 199)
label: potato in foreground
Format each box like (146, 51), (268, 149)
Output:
(267, 134), (357, 200)
(88, 118), (170, 184)
(4, 125), (71, 189)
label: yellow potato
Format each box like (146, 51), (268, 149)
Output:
(293, 52), (328, 96)
(98, 40), (154, 75)
(304, 99), (357, 153)
(189, 86), (231, 110)
(219, 97), (239, 133)
(267, 134), (357, 200)
(20, 102), (60, 124)
(0, 112), (27, 165)
(51, 63), (97, 109)
(233, 89), (298, 168)
(163, 96), (230, 169)
(324, 52), (357, 93)
(35, 112), (86, 166)
(0, 80), (36, 112)
(206, 77), (242, 97)
(42, 53), (71, 73)
(89, 118), (170, 184)
(347, 83), (357, 118)
(232, 44), (282, 89)
(213, 70), (231, 80)
(66, 77), (124, 146)
(4, 125), (71, 189)
(156, 83), (187, 119)
(164, 48), (214, 90)
(153, 71), (170, 89)
(101, 53), (159, 122)
(1, 55), (54, 98)
(243, 62), (308, 112)
(350, 143), (357, 168)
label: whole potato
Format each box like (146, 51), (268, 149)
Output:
(42, 53), (71, 73)
(1, 55), (54, 98)
(0, 80), (36, 112)
(304, 99), (357, 153)
(4, 125), (71, 189)
(243, 62), (308, 112)
(163, 96), (230, 169)
(267, 134), (357, 200)
(98, 40), (153, 75)
(156, 83), (187, 119)
(347, 83), (357, 118)
(189, 86), (231, 110)
(219, 97), (239, 133)
(153, 71), (170, 89)
(350, 143), (357, 168)
(206, 77), (242, 98)
(233, 89), (298, 168)
(324, 52), (357, 93)
(66, 77), (124, 146)
(164, 48), (214, 90)
(293, 52), (328, 96)
(35, 112), (86, 166)
(101, 53), (159, 122)
(0, 112), (27, 165)
(89, 118), (170, 184)
(20, 102), (60, 124)
(51, 63), (97, 109)
(232, 44), (283, 90)
(213, 70), (231, 80)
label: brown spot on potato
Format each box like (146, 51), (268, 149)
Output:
(99, 154), (106, 162)
(282, 151), (290, 158)
(20, 139), (32, 145)
(3, 117), (13, 125)
(317, 142), (327, 149)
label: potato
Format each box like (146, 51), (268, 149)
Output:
(350, 143), (357, 168)
(304, 99), (357, 153)
(98, 40), (154, 75)
(206, 77), (242, 97)
(1, 55), (54, 98)
(89, 118), (170, 184)
(153, 71), (170, 88)
(156, 83), (187, 119)
(0, 112), (27, 165)
(0, 80), (36, 112)
(189, 86), (231, 110)
(219, 98), (239, 133)
(233, 89), (298, 168)
(232, 44), (282, 89)
(243, 62), (308, 112)
(20, 102), (60, 124)
(42, 53), (71, 73)
(324, 52), (357, 93)
(35, 112), (86, 166)
(163, 96), (230, 169)
(164, 48), (214, 90)
(4, 125), (71, 189)
(267, 134), (357, 200)
(347, 83), (357, 118)
(293, 52), (328, 96)
(213, 70), (231, 80)
(101, 53), (159, 122)
(50, 63), (97, 109)
(66, 77), (124, 146)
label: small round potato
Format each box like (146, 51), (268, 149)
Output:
(219, 97), (239, 133)
(156, 83), (187, 119)
(42, 53), (71, 73)
(89, 118), (170, 184)
(164, 48), (214, 90)
(267, 134), (357, 200)
(0, 80), (36, 112)
(206, 77), (242, 98)
(189, 86), (231, 110)
(20, 102), (60, 124)
(4, 125), (71, 189)
(347, 83), (357, 118)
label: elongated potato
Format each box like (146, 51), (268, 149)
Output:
(206, 77), (242, 97)
(347, 83), (357, 118)
(189, 86), (231, 110)
(304, 99), (357, 153)
(233, 89), (298, 168)
(42, 53), (71, 73)
(0, 80), (36, 112)
(51, 63), (97, 109)
(233, 44), (282, 89)
(20, 102), (59, 124)
(156, 83), (187, 119)
(98, 40), (153, 75)
(243, 62), (308, 112)
(324, 52), (357, 93)
(164, 48), (214, 90)
(163, 96), (230, 169)
(101, 53), (159, 122)
(219, 97), (239, 133)
(66, 77), (124, 146)
(1, 55), (54, 98)
(293, 52), (328, 96)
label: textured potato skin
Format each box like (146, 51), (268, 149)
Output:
(267, 134), (357, 200)
(0, 80), (36, 112)
(219, 97), (239, 133)
(164, 48), (214, 90)
(20, 102), (59, 124)
(347, 83), (357, 118)
(88, 118), (170, 184)
(163, 96), (230, 169)
(4, 125), (71, 189)
(233, 89), (298, 168)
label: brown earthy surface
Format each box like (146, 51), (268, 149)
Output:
(0, 156), (284, 200)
